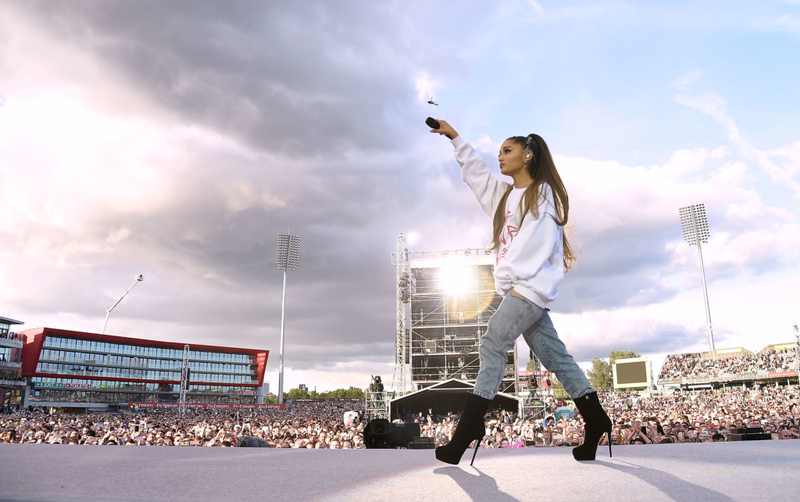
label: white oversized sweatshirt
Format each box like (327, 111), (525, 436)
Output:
(452, 135), (564, 308)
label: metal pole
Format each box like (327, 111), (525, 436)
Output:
(689, 206), (714, 352)
(695, 240), (715, 352)
(278, 269), (287, 405)
(102, 311), (112, 335)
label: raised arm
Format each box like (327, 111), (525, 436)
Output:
(430, 118), (509, 218)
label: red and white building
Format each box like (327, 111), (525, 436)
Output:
(18, 327), (270, 412)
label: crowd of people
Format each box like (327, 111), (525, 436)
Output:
(597, 385), (800, 444)
(2, 384), (799, 448)
(658, 353), (702, 380)
(659, 347), (798, 380)
(0, 401), (366, 448)
(424, 384), (800, 448)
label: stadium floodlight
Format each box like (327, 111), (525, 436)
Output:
(679, 203), (715, 352)
(276, 234), (301, 272)
(102, 274), (143, 334)
(276, 233), (301, 405)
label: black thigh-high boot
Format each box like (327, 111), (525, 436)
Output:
(572, 392), (613, 461)
(435, 393), (492, 465)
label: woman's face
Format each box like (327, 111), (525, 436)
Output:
(498, 140), (528, 178)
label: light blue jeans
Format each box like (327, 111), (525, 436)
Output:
(473, 293), (593, 400)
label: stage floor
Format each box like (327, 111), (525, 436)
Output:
(1, 440), (798, 501)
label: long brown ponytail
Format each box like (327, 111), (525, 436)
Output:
(489, 134), (576, 272)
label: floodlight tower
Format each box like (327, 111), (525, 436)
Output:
(679, 203), (715, 352)
(276, 233), (301, 405)
(102, 274), (143, 334)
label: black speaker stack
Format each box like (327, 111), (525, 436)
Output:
(364, 419), (432, 449)
(727, 427), (772, 441)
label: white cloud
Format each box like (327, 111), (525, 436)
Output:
(527, 1), (545, 15)
(673, 70), (703, 89)
(0, 92), (177, 227)
(106, 227), (132, 245)
(674, 92), (740, 141)
(551, 261), (800, 362)
(220, 182), (286, 213)
(558, 147), (729, 238)
(415, 72), (439, 104)
(776, 13), (800, 32)
(768, 141), (800, 176)
(475, 135), (501, 155)
(675, 91), (800, 199)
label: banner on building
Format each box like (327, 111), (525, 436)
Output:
(126, 402), (286, 410)
(768, 371), (797, 378)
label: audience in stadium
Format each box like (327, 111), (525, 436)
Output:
(659, 347), (797, 380)
(658, 353), (702, 380)
(0, 401), (366, 448)
(3, 385), (797, 448)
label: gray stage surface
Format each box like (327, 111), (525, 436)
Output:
(1, 441), (798, 502)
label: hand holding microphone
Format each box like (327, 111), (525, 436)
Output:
(426, 117), (458, 140)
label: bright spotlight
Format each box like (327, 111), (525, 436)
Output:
(439, 266), (473, 294)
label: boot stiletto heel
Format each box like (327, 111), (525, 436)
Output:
(435, 393), (492, 465)
(470, 439), (480, 466)
(572, 392), (613, 461)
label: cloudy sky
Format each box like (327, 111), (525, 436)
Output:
(1, 1), (798, 393)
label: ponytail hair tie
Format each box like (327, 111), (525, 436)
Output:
(525, 135), (540, 165)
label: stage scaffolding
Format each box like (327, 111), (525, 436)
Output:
(392, 235), (517, 396)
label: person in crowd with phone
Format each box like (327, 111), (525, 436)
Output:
(429, 118), (612, 465)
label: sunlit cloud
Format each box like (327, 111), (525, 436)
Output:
(675, 92), (800, 198)
(526, 1), (545, 15)
(673, 70), (703, 89)
(1, 1), (798, 393)
(415, 72), (439, 104)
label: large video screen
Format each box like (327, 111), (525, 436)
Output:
(613, 358), (651, 389)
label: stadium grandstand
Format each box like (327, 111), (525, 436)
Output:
(658, 343), (799, 388)
(17, 327), (270, 412)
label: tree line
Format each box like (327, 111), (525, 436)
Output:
(530, 350), (642, 400)
(263, 386), (366, 403)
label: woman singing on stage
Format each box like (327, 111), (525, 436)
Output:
(430, 119), (612, 465)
